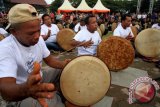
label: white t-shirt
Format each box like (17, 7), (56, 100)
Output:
(113, 23), (134, 38)
(142, 14), (147, 19)
(152, 24), (160, 30)
(41, 24), (59, 43)
(0, 35), (50, 84)
(74, 29), (101, 56)
(74, 23), (87, 32)
(0, 28), (8, 37)
(137, 14), (142, 19)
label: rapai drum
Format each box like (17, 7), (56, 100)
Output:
(97, 36), (135, 71)
(97, 27), (102, 37)
(135, 28), (160, 58)
(100, 24), (105, 35)
(111, 22), (117, 32)
(131, 26), (138, 38)
(60, 56), (110, 106)
(0, 34), (5, 41)
(57, 24), (63, 30)
(57, 28), (75, 51)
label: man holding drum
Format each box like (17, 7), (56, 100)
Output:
(113, 14), (134, 41)
(0, 4), (69, 107)
(41, 14), (64, 51)
(71, 15), (101, 56)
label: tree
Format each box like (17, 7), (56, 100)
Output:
(69, 0), (81, 7)
(140, 0), (150, 13)
(50, 0), (138, 13)
(154, 0), (160, 12)
(49, 0), (63, 13)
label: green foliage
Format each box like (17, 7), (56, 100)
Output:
(86, 0), (97, 8)
(69, 0), (81, 7)
(154, 0), (160, 12)
(49, 0), (158, 13)
(49, 0), (63, 13)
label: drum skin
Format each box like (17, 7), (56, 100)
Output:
(131, 26), (138, 38)
(60, 56), (110, 106)
(57, 24), (63, 30)
(0, 34), (5, 41)
(100, 24), (105, 35)
(111, 22), (117, 32)
(57, 28), (75, 51)
(97, 27), (102, 37)
(135, 28), (160, 58)
(97, 36), (135, 71)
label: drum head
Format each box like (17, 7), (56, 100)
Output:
(97, 27), (102, 37)
(0, 34), (5, 41)
(57, 24), (63, 30)
(57, 28), (75, 51)
(97, 36), (135, 71)
(100, 24), (105, 35)
(60, 56), (110, 106)
(135, 28), (160, 58)
(111, 22), (117, 32)
(131, 26), (138, 38)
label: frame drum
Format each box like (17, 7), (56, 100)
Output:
(111, 22), (117, 32)
(100, 24), (105, 35)
(57, 28), (75, 51)
(60, 56), (110, 106)
(0, 34), (5, 41)
(57, 24), (63, 30)
(131, 26), (138, 38)
(97, 27), (102, 37)
(135, 28), (160, 58)
(97, 36), (135, 71)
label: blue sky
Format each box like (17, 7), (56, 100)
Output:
(45, 0), (55, 4)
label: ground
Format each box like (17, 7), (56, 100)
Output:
(50, 49), (160, 107)
(0, 33), (160, 107)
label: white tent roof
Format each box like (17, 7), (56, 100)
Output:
(93, 0), (110, 12)
(76, 0), (93, 12)
(58, 0), (76, 12)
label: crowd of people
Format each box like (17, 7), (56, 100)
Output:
(0, 3), (160, 107)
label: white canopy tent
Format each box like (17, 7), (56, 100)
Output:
(76, 0), (93, 12)
(58, 0), (76, 13)
(93, 0), (110, 13)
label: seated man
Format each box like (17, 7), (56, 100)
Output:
(41, 14), (63, 51)
(69, 17), (78, 30)
(113, 14), (134, 41)
(0, 4), (69, 107)
(152, 19), (160, 68)
(71, 15), (101, 56)
(152, 19), (160, 30)
(74, 18), (86, 33)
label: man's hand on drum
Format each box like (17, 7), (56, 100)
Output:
(126, 32), (133, 40)
(62, 59), (71, 68)
(26, 62), (55, 107)
(47, 29), (51, 37)
(81, 39), (94, 48)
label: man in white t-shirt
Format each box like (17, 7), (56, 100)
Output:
(0, 4), (69, 107)
(41, 14), (63, 51)
(152, 20), (160, 30)
(71, 15), (101, 56)
(113, 14), (134, 40)
(74, 18), (87, 33)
